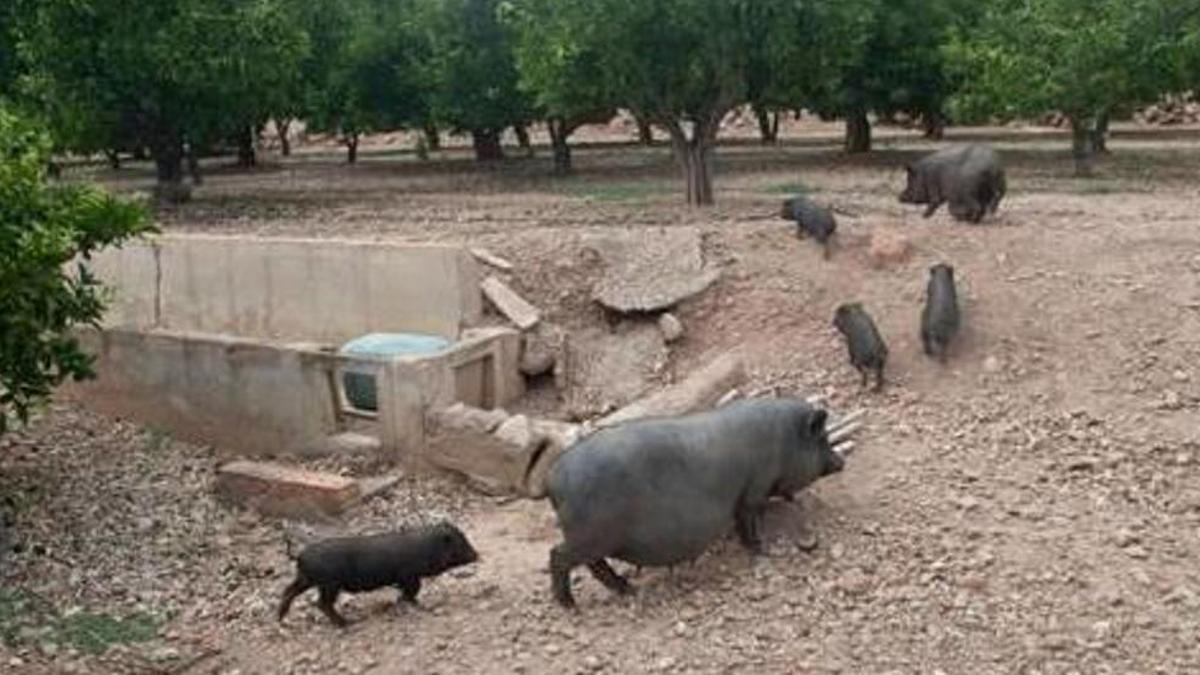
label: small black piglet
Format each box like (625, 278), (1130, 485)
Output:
(278, 521), (479, 627)
(833, 302), (889, 391)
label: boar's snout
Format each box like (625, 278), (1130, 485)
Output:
(822, 446), (845, 476)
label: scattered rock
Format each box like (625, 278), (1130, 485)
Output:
(214, 461), (361, 520)
(982, 356), (1003, 373)
(470, 247), (514, 272)
(658, 313), (684, 343)
(868, 229), (913, 268)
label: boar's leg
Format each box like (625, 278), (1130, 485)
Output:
(734, 499), (766, 553)
(858, 367), (869, 389)
(277, 575), (313, 622)
(586, 559), (633, 597)
(922, 201), (942, 218)
(316, 585), (348, 627)
(397, 577), (421, 605)
(550, 544), (580, 608)
(873, 365), (885, 391)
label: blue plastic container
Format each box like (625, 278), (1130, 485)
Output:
(338, 333), (452, 411)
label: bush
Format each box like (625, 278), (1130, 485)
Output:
(0, 106), (153, 434)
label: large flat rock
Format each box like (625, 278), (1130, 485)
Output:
(585, 227), (720, 313)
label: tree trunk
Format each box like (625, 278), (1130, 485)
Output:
(548, 118), (573, 175)
(186, 140), (202, 185)
(277, 118), (292, 157)
(236, 126), (256, 167)
(634, 115), (654, 145)
(1070, 118), (1093, 177)
(666, 120), (716, 206)
(753, 105), (779, 144)
(472, 129), (505, 161)
(1089, 109), (1110, 154)
(153, 136), (190, 203)
(423, 123), (441, 151)
(845, 108), (871, 153)
(346, 133), (360, 164)
(922, 106), (945, 140)
(514, 124), (533, 157)
(105, 149), (121, 170)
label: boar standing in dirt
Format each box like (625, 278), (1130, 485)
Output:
(921, 263), (961, 361)
(780, 195), (837, 259)
(833, 303), (888, 390)
(278, 521), (479, 627)
(544, 397), (845, 608)
(899, 144), (1006, 223)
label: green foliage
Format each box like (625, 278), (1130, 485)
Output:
(505, 0), (616, 126)
(0, 588), (159, 655)
(945, 0), (1188, 124)
(21, 0), (309, 181)
(301, 0), (435, 146)
(0, 107), (153, 434)
(426, 0), (532, 136)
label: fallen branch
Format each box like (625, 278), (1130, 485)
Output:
(833, 441), (856, 458)
(829, 409), (864, 431)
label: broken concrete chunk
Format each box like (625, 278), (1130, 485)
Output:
(585, 227), (720, 312)
(564, 322), (668, 420)
(658, 312), (684, 343)
(522, 419), (583, 498)
(429, 402), (511, 435)
(481, 276), (541, 330)
(215, 461), (361, 520)
(470, 247), (514, 272)
(595, 350), (746, 429)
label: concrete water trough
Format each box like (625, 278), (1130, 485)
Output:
(66, 234), (523, 463)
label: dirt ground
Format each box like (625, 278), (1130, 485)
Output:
(2, 117), (1200, 674)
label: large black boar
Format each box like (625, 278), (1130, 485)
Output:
(780, 195), (837, 259)
(544, 398), (844, 608)
(921, 263), (961, 361)
(833, 303), (888, 390)
(899, 144), (1006, 223)
(277, 522), (479, 627)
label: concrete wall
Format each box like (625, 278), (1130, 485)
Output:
(92, 235), (482, 342)
(68, 328), (345, 458)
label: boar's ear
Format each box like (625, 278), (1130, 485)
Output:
(807, 409), (828, 437)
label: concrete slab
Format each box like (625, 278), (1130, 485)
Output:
(215, 460), (361, 520)
(595, 350), (746, 428)
(481, 276), (541, 330)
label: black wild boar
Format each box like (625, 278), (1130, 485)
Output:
(833, 303), (888, 390)
(277, 521), (479, 627)
(921, 263), (961, 361)
(899, 144), (1006, 223)
(780, 195), (837, 259)
(544, 398), (844, 608)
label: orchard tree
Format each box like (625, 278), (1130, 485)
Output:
(946, 0), (1187, 175)
(534, 0), (863, 205)
(303, 0), (435, 163)
(505, 0), (617, 173)
(425, 0), (533, 161)
(22, 0), (308, 200)
(0, 106), (153, 434)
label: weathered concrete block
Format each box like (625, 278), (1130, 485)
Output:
(481, 276), (541, 330)
(215, 461), (361, 520)
(522, 419), (583, 498)
(595, 350), (746, 429)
